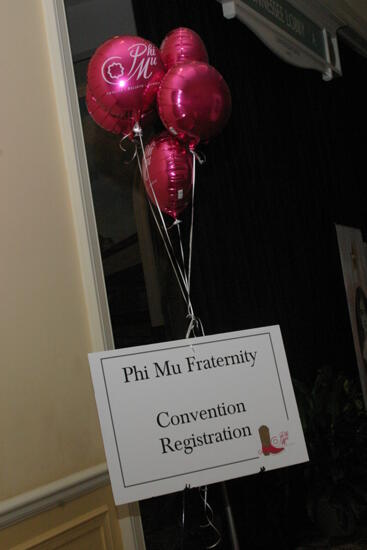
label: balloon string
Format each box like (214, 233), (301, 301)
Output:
(133, 123), (193, 302)
(176, 222), (188, 290)
(181, 486), (187, 550)
(166, 218), (182, 231)
(134, 131), (218, 548)
(186, 154), (219, 546)
(134, 127), (187, 304)
(137, 125), (181, 281)
(136, 125), (176, 253)
(188, 151), (196, 300)
(119, 134), (138, 163)
(136, 151), (189, 308)
(135, 124), (204, 328)
(134, 123), (203, 338)
(199, 486), (222, 549)
(194, 149), (206, 165)
(183, 150), (207, 338)
(136, 125), (188, 288)
(176, 223), (194, 320)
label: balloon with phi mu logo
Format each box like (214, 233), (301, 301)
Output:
(87, 36), (165, 124)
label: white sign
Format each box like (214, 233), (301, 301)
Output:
(89, 325), (308, 505)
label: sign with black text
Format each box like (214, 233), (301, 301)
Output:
(89, 326), (308, 505)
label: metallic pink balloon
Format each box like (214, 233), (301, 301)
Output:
(86, 87), (157, 136)
(87, 35), (165, 120)
(86, 87), (130, 134)
(160, 27), (208, 71)
(142, 131), (193, 219)
(158, 61), (231, 147)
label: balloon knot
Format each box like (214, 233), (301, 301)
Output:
(132, 122), (143, 138)
(186, 312), (198, 324)
(167, 218), (182, 230)
(193, 150), (206, 165)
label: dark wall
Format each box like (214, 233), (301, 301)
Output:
(133, 0), (367, 382)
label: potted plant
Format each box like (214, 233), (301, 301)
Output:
(294, 365), (367, 539)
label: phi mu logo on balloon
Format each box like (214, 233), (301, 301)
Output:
(102, 43), (158, 85)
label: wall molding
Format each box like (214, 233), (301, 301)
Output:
(0, 464), (109, 529)
(12, 505), (113, 550)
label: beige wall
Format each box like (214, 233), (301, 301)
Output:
(0, 0), (105, 501)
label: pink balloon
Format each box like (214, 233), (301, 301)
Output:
(160, 27), (208, 71)
(142, 131), (193, 219)
(87, 35), (165, 120)
(86, 87), (157, 136)
(158, 61), (231, 147)
(86, 87), (131, 134)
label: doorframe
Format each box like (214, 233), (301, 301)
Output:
(41, 2), (146, 549)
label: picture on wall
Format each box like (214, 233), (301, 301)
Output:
(336, 224), (367, 407)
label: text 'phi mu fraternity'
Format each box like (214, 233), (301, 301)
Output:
(121, 348), (258, 383)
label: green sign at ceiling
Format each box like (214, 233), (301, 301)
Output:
(240, 0), (326, 60)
